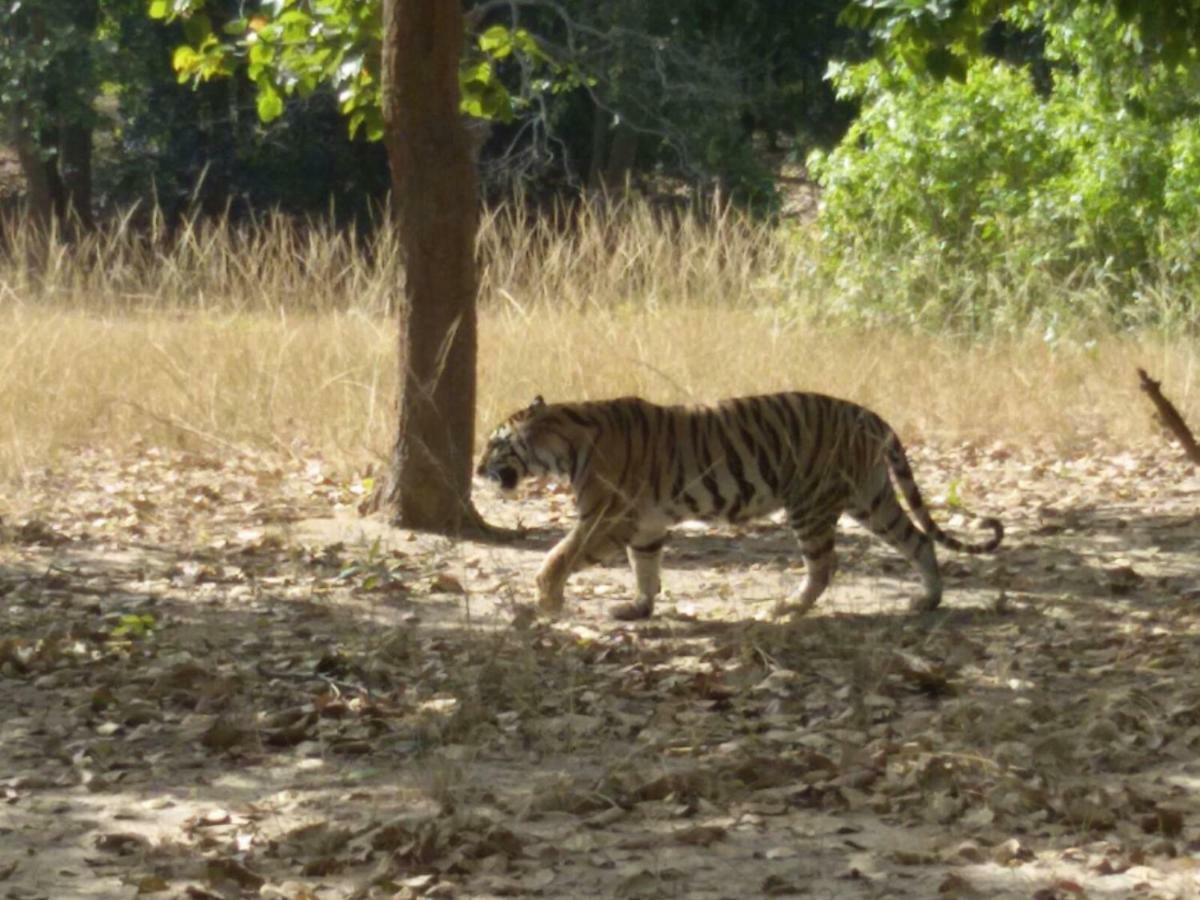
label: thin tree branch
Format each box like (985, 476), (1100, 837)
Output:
(466, 0), (751, 189)
(1137, 366), (1200, 466)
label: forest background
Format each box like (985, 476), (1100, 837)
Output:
(4, 0), (1200, 479)
(6, 4), (1200, 897)
(9, 0), (1200, 328)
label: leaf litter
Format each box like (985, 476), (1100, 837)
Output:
(0, 443), (1199, 897)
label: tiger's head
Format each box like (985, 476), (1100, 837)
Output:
(476, 395), (550, 494)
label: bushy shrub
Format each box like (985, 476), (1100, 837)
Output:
(808, 60), (1067, 265)
(808, 17), (1200, 329)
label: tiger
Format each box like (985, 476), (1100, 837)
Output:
(476, 393), (1002, 621)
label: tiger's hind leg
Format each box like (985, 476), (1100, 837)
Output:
(615, 529), (669, 621)
(774, 515), (839, 619)
(850, 480), (942, 612)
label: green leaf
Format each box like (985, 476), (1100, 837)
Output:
(148, 0), (170, 20)
(111, 613), (156, 639)
(247, 40), (274, 79)
(277, 9), (309, 26)
(181, 13), (213, 47)
(945, 479), (963, 509)
(924, 46), (966, 82)
(478, 24), (512, 58)
(171, 44), (201, 75)
(511, 27), (549, 63)
(256, 83), (284, 121)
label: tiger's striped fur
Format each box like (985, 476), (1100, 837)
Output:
(476, 393), (1002, 620)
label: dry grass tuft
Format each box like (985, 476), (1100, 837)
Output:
(478, 307), (1200, 450)
(0, 200), (1195, 485)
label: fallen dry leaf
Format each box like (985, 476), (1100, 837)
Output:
(1, 445), (1199, 899)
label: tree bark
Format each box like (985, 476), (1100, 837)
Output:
(376, 0), (483, 532)
(10, 115), (56, 230)
(59, 121), (94, 229)
(1137, 367), (1200, 466)
(57, 0), (98, 230)
(587, 100), (638, 197)
(587, 100), (607, 192)
(602, 123), (638, 193)
(9, 0), (97, 235)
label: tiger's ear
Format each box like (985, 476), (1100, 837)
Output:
(530, 395), (546, 409)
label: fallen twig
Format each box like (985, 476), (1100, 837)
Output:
(1137, 367), (1200, 466)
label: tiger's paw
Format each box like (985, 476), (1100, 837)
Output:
(772, 599), (815, 620)
(509, 603), (539, 630)
(611, 599), (653, 621)
(535, 573), (567, 617)
(909, 593), (942, 614)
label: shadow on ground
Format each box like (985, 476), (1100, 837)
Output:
(2, 452), (1200, 898)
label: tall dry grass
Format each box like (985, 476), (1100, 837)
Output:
(0, 199), (1195, 485)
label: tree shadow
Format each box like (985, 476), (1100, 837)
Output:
(488, 500), (1200, 609)
(3, 493), (1200, 898)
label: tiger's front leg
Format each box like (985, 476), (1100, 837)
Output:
(535, 510), (630, 616)
(536, 524), (587, 616)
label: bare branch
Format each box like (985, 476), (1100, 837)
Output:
(467, 0), (754, 190)
(1137, 366), (1200, 466)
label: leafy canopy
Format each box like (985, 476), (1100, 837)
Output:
(843, 0), (1200, 76)
(1, 0), (110, 134)
(149, 0), (584, 138)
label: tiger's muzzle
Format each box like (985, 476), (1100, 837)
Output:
(477, 457), (521, 492)
(493, 466), (520, 491)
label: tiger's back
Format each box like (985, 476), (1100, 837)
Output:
(578, 393), (891, 524)
(477, 393), (1002, 620)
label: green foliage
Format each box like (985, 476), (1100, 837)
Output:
(810, 3), (1200, 327)
(945, 479), (963, 509)
(810, 59), (1063, 261)
(844, 0), (1200, 75)
(149, 0), (578, 138)
(150, 0), (385, 138)
(841, 0), (987, 78)
(0, 0), (104, 140)
(334, 536), (409, 594)
(111, 612), (156, 639)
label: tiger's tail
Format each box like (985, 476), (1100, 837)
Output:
(884, 434), (1003, 554)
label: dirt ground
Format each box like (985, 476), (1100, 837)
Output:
(2, 442), (1200, 899)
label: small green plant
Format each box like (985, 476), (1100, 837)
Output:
(945, 479), (963, 510)
(110, 613), (156, 640)
(335, 537), (409, 593)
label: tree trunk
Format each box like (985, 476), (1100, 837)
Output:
(587, 100), (638, 197)
(10, 0), (97, 235)
(602, 123), (638, 193)
(376, 0), (483, 532)
(60, 121), (94, 230)
(587, 100), (608, 192)
(10, 115), (56, 230)
(58, 0), (99, 231)
(8, 5), (49, 231)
